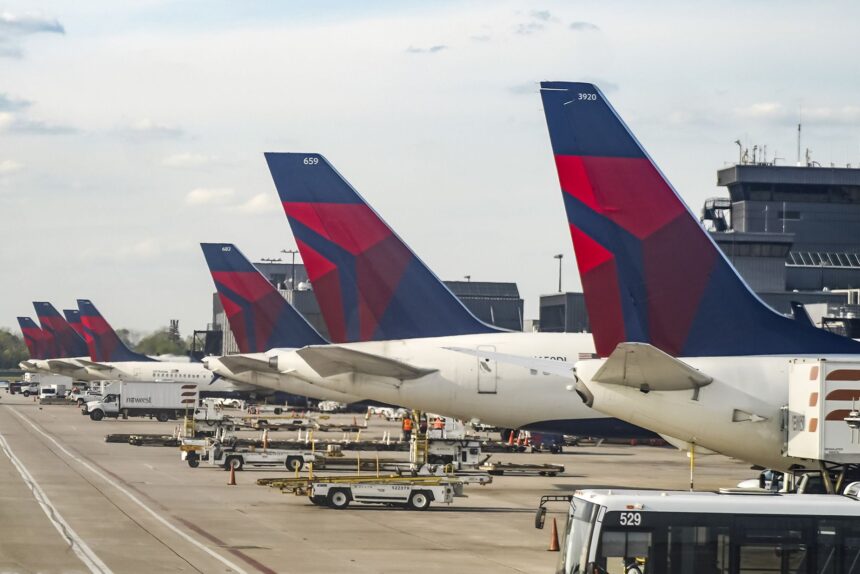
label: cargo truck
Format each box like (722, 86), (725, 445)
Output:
(83, 381), (198, 421)
(22, 373), (72, 397)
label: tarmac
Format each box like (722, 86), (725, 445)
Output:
(0, 393), (752, 574)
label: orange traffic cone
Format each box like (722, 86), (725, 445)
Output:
(227, 464), (237, 486)
(507, 430), (515, 446)
(548, 517), (560, 552)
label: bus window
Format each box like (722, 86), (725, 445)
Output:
(665, 525), (731, 574)
(737, 519), (806, 574)
(599, 530), (652, 573)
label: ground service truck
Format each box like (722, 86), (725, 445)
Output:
(83, 381), (198, 421)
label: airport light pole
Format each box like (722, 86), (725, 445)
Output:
(464, 275), (471, 282)
(554, 254), (563, 293)
(281, 249), (299, 290)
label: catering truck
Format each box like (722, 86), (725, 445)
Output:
(83, 381), (198, 421)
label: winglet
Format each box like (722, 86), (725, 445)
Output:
(201, 242), (327, 351)
(265, 152), (500, 343)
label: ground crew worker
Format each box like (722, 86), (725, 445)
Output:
(432, 417), (445, 430)
(402, 415), (413, 442)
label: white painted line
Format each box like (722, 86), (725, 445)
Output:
(9, 408), (248, 574)
(0, 428), (112, 574)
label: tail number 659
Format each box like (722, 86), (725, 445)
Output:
(303, 157), (319, 165)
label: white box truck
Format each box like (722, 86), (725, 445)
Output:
(22, 373), (72, 397)
(83, 381), (198, 422)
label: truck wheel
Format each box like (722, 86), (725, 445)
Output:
(309, 495), (326, 506)
(90, 410), (104, 421)
(22, 391), (29, 398)
(226, 456), (244, 471)
(285, 457), (304, 472)
(408, 491), (432, 511)
(274, 407), (283, 415)
(327, 489), (351, 509)
(156, 412), (170, 422)
(187, 458), (200, 468)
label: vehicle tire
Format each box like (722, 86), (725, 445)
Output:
(76, 399), (85, 407)
(274, 407), (283, 415)
(309, 495), (326, 506)
(408, 490), (432, 511)
(22, 391), (29, 398)
(156, 412), (170, 423)
(285, 457), (304, 472)
(90, 410), (104, 421)
(226, 456), (244, 471)
(187, 458), (200, 468)
(327, 489), (351, 509)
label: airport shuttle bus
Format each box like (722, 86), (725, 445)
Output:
(544, 489), (860, 574)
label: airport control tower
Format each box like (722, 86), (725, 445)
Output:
(703, 161), (860, 332)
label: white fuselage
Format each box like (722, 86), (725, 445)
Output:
(89, 361), (257, 394)
(575, 354), (859, 471)
(208, 332), (634, 435)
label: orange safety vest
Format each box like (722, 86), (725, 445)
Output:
(402, 417), (413, 431)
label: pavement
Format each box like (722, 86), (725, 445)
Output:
(0, 393), (752, 573)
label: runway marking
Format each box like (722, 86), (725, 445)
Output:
(9, 407), (250, 574)
(0, 425), (112, 574)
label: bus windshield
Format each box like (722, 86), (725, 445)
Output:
(558, 500), (599, 574)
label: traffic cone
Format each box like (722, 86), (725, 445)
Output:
(548, 517), (560, 552)
(227, 464), (236, 486)
(352, 416), (357, 427)
(507, 430), (515, 446)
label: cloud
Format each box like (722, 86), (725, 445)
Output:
(237, 193), (276, 214)
(0, 11), (65, 58)
(530, 10), (552, 22)
(570, 21), (600, 32)
(185, 187), (235, 206)
(470, 34), (491, 42)
(0, 111), (76, 135)
(162, 153), (215, 168)
(733, 102), (860, 126)
(0, 93), (31, 111)
(0, 160), (22, 175)
(405, 45), (448, 54)
(508, 82), (538, 95)
(121, 118), (184, 139)
(514, 21), (545, 35)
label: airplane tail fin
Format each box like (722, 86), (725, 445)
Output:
(17, 316), (52, 359)
(265, 152), (500, 343)
(76, 299), (155, 362)
(201, 243), (327, 351)
(539, 81), (860, 357)
(33, 302), (89, 358)
(63, 309), (87, 340)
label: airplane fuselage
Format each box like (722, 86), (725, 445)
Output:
(209, 332), (652, 438)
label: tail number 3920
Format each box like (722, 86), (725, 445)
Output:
(578, 93), (597, 101)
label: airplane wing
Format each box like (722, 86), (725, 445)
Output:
(218, 355), (281, 375)
(591, 343), (712, 392)
(297, 346), (437, 381)
(444, 347), (577, 379)
(71, 359), (114, 371)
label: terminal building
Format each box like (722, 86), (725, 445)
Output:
(541, 160), (860, 336)
(211, 263), (524, 355)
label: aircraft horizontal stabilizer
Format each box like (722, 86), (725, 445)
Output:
(444, 347), (577, 379)
(70, 359), (114, 371)
(592, 343), (712, 392)
(218, 355), (280, 375)
(297, 346), (437, 381)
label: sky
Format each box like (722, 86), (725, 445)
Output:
(3, 0), (860, 335)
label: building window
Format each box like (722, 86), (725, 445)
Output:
(778, 210), (801, 220)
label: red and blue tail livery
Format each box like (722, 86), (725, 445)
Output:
(17, 316), (53, 360)
(33, 301), (89, 358)
(63, 309), (87, 340)
(201, 242), (327, 352)
(76, 299), (155, 362)
(540, 81), (860, 357)
(265, 152), (499, 343)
